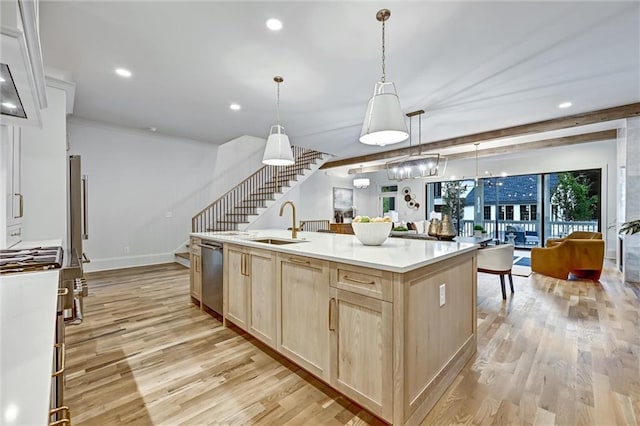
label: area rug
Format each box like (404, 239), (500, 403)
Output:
(512, 256), (532, 277)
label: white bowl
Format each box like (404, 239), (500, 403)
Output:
(352, 222), (393, 246)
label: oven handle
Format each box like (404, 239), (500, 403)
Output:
(51, 343), (65, 377)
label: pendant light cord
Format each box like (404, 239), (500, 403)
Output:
(381, 18), (386, 83)
(276, 81), (281, 125)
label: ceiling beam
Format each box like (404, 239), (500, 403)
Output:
(346, 129), (617, 174)
(323, 102), (637, 170)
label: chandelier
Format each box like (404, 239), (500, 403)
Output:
(386, 110), (447, 181)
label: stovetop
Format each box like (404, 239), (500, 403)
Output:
(0, 246), (64, 274)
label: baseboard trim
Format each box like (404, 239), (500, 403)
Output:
(83, 253), (176, 272)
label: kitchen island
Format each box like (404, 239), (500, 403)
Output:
(190, 229), (478, 425)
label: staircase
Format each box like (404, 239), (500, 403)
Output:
(191, 146), (328, 233)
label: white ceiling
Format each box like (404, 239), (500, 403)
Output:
(39, 1), (639, 160)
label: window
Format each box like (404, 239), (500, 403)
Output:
(506, 205), (514, 220)
(531, 204), (538, 221)
(382, 196), (395, 213)
(483, 206), (491, 220)
(433, 182), (442, 198)
(498, 205), (505, 220)
(520, 205), (529, 221)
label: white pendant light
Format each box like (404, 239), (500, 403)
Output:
(359, 9), (408, 147)
(353, 177), (370, 188)
(353, 165), (370, 188)
(263, 76), (294, 166)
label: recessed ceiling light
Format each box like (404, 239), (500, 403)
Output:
(2, 102), (17, 109)
(115, 68), (132, 78)
(229, 103), (241, 111)
(148, 127), (157, 132)
(266, 18), (283, 31)
(0, 76), (5, 83)
(558, 101), (572, 109)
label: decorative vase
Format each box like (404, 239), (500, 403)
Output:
(427, 218), (441, 237)
(437, 214), (456, 240)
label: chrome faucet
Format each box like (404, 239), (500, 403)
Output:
(279, 201), (297, 239)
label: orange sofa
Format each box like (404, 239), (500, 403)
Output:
(531, 231), (604, 280)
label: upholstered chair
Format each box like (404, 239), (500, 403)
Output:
(477, 244), (515, 300)
(546, 231), (602, 247)
(531, 237), (604, 280)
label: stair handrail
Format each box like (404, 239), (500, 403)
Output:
(192, 146), (326, 232)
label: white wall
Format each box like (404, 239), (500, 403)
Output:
(247, 171), (360, 230)
(365, 139), (618, 257)
(20, 86), (68, 247)
(68, 119), (266, 271)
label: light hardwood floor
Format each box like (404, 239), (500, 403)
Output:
(65, 261), (639, 425)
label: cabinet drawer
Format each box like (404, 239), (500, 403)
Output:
(282, 254), (328, 271)
(331, 263), (393, 302)
(190, 237), (201, 255)
(7, 224), (22, 248)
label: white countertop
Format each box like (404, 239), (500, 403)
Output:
(0, 270), (60, 426)
(192, 229), (477, 273)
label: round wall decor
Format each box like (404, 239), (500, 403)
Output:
(402, 186), (419, 210)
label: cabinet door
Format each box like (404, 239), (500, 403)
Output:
(278, 254), (330, 380)
(189, 238), (202, 306)
(192, 254), (202, 301)
(329, 287), (393, 422)
(225, 246), (248, 330)
(248, 248), (276, 348)
(8, 127), (22, 227)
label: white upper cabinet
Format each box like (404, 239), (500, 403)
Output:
(1, 0), (47, 128)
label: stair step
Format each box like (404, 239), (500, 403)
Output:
(175, 252), (190, 260)
(217, 220), (249, 224)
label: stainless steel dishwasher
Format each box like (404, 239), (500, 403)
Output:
(200, 241), (223, 315)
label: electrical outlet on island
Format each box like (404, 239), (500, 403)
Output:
(439, 283), (446, 307)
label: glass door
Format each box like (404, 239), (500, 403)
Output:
(544, 169), (601, 244)
(481, 174), (541, 247)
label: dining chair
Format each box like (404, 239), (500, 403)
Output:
(477, 244), (515, 300)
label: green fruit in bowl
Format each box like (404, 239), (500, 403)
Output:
(360, 216), (370, 223)
(393, 226), (408, 231)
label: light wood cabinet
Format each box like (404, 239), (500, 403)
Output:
(329, 287), (393, 420)
(189, 237), (202, 307)
(248, 248), (277, 348)
(225, 245), (249, 330)
(278, 254), (330, 380)
(224, 244), (276, 344)
(215, 239), (477, 424)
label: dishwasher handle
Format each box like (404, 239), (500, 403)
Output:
(198, 242), (222, 250)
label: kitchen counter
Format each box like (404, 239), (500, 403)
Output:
(191, 228), (478, 423)
(191, 229), (476, 273)
(0, 269), (60, 425)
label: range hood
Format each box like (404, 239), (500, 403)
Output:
(1, 0), (47, 127)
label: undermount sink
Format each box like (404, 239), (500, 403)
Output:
(251, 238), (304, 245)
